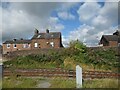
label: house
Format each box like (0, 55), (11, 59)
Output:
(3, 39), (31, 54)
(99, 30), (120, 47)
(31, 29), (63, 49)
(2, 29), (63, 54)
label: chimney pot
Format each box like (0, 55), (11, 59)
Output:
(34, 28), (39, 35)
(20, 38), (23, 40)
(46, 29), (49, 33)
(13, 39), (17, 41)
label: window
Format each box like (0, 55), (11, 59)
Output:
(118, 43), (120, 47)
(50, 42), (54, 47)
(13, 44), (17, 48)
(23, 43), (30, 48)
(7, 44), (10, 48)
(37, 35), (41, 38)
(51, 35), (54, 37)
(34, 43), (38, 47)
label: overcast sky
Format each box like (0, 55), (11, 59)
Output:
(0, 0), (119, 47)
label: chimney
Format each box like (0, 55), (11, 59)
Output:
(20, 38), (23, 40)
(13, 39), (17, 41)
(46, 29), (49, 33)
(34, 28), (39, 35)
(113, 30), (119, 36)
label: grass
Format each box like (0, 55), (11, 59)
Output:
(4, 60), (58, 69)
(50, 78), (118, 88)
(0, 79), (2, 89)
(83, 79), (119, 88)
(2, 76), (38, 88)
(2, 76), (119, 88)
(50, 77), (76, 88)
(50, 78), (119, 88)
(4, 57), (118, 72)
(3, 45), (119, 72)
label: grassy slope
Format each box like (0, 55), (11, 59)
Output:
(3, 40), (119, 71)
(3, 47), (118, 72)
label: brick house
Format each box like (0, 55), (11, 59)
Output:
(99, 30), (120, 47)
(31, 29), (63, 49)
(3, 39), (31, 54)
(2, 29), (63, 54)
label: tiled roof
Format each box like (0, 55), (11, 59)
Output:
(113, 30), (120, 36)
(3, 39), (31, 44)
(103, 35), (118, 41)
(31, 32), (61, 39)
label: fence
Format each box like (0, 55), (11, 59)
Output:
(3, 68), (120, 79)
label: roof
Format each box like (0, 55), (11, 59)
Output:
(113, 30), (120, 36)
(102, 35), (118, 41)
(31, 32), (61, 39)
(3, 39), (31, 44)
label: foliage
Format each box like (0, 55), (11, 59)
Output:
(3, 40), (119, 71)
(86, 48), (118, 70)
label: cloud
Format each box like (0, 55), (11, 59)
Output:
(71, 2), (118, 46)
(9, 2), (60, 18)
(56, 2), (78, 20)
(68, 24), (96, 46)
(1, 2), (64, 43)
(58, 11), (75, 20)
(1, 1), (118, 47)
(48, 17), (65, 31)
(77, 2), (101, 23)
(62, 2), (118, 47)
(66, 24), (118, 47)
(0, 6), (2, 44)
(57, 2), (78, 11)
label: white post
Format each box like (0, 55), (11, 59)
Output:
(76, 65), (82, 88)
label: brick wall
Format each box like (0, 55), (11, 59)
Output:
(31, 38), (61, 49)
(3, 44), (31, 54)
(109, 41), (118, 47)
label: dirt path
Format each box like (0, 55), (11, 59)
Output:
(37, 80), (51, 88)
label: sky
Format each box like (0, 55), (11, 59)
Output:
(0, 0), (119, 47)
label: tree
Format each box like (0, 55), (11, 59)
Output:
(68, 40), (87, 63)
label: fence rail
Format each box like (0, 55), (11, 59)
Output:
(3, 68), (120, 79)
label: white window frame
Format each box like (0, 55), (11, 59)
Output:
(50, 42), (54, 47)
(13, 44), (17, 48)
(34, 43), (38, 48)
(37, 35), (41, 38)
(23, 43), (30, 48)
(7, 44), (10, 48)
(118, 43), (120, 47)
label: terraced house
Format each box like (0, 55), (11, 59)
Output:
(3, 29), (63, 54)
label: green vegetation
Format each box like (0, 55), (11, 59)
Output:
(50, 78), (119, 88)
(83, 78), (119, 88)
(50, 77), (76, 88)
(4, 40), (119, 71)
(3, 76), (119, 88)
(2, 76), (38, 88)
